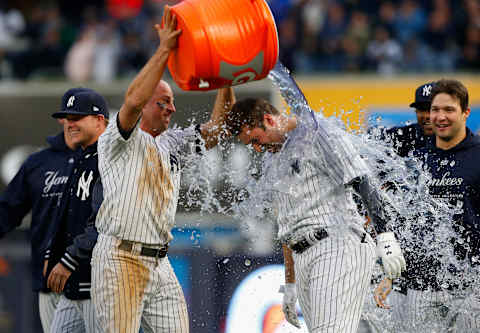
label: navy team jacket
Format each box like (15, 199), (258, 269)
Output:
(0, 133), (74, 292)
(384, 123), (429, 157)
(44, 142), (100, 300)
(404, 128), (480, 289)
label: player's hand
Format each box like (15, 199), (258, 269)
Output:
(374, 278), (392, 309)
(376, 232), (406, 279)
(282, 283), (301, 329)
(156, 6), (182, 51)
(47, 263), (72, 293)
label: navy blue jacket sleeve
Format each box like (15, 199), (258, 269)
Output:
(0, 162), (32, 238)
(348, 175), (392, 234)
(61, 179), (102, 272)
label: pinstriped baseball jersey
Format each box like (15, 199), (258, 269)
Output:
(263, 111), (370, 244)
(97, 113), (199, 244)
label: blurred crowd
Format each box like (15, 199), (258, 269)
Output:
(275, 0), (480, 74)
(0, 0), (479, 82)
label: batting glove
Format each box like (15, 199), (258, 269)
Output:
(376, 232), (406, 279)
(282, 283), (301, 329)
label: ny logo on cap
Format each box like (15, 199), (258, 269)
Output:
(422, 85), (432, 97)
(67, 96), (75, 107)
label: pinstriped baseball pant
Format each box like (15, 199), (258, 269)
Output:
(381, 287), (480, 333)
(293, 229), (375, 333)
(91, 234), (189, 333)
(39, 291), (61, 333)
(49, 295), (99, 333)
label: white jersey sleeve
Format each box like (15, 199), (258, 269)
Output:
(311, 117), (370, 187)
(98, 112), (141, 166)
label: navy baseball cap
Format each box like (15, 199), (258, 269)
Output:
(410, 82), (436, 110)
(52, 88), (109, 119)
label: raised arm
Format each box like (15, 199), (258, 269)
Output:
(268, 62), (314, 119)
(119, 6), (182, 132)
(200, 87), (236, 150)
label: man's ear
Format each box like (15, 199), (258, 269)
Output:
(263, 113), (275, 127)
(464, 107), (471, 120)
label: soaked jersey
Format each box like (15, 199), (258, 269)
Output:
(97, 114), (200, 245)
(263, 110), (370, 244)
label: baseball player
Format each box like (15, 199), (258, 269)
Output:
(374, 79), (480, 332)
(381, 82), (436, 157)
(91, 6), (235, 333)
(225, 62), (406, 333)
(362, 82), (437, 332)
(43, 88), (109, 332)
(0, 88), (89, 333)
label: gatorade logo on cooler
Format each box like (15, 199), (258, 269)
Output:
(219, 52), (264, 86)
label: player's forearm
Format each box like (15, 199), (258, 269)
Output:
(120, 46), (171, 131)
(282, 244), (296, 283)
(268, 62), (309, 113)
(200, 87), (236, 149)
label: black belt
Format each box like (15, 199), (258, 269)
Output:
(290, 229), (329, 254)
(119, 240), (168, 258)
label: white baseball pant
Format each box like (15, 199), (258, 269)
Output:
(91, 234), (189, 333)
(293, 229), (375, 333)
(49, 295), (99, 332)
(39, 291), (61, 333)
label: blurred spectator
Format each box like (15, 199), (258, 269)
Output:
(402, 37), (425, 72)
(377, 2), (396, 38)
(117, 29), (148, 77)
(1, 0), (480, 80)
(421, 5), (457, 72)
(316, 1), (348, 71)
(294, 0), (326, 73)
(393, 0), (427, 44)
(366, 25), (403, 75)
(92, 20), (120, 82)
(65, 7), (120, 83)
(345, 10), (370, 52)
(64, 25), (96, 82)
(277, 0), (311, 72)
(4, 4), (75, 80)
(341, 10), (370, 72)
(0, 4), (25, 51)
(458, 25), (480, 70)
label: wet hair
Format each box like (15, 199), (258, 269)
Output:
(226, 98), (279, 136)
(431, 79), (469, 112)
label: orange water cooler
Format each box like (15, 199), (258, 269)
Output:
(168, 0), (279, 91)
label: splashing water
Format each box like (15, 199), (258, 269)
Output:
(231, 63), (476, 331)
(176, 63), (479, 332)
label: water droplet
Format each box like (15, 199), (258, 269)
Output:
(244, 259), (251, 266)
(223, 258), (230, 264)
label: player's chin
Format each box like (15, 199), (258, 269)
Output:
(422, 125), (433, 136)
